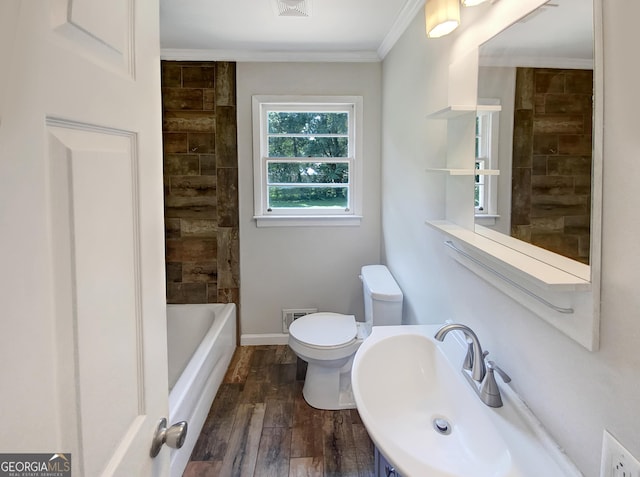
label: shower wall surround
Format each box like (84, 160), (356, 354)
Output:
(511, 67), (593, 264)
(161, 61), (240, 305)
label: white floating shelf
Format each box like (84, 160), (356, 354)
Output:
(425, 220), (590, 291)
(426, 168), (500, 176)
(425, 219), (599, 351)
(426, 104), (502, 120)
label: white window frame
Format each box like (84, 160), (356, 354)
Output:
(475, 105), (500, 223)
(252, 95), (363, 227)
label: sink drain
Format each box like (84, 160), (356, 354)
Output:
(432, 417), (452, 435)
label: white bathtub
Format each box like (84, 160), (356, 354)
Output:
(166, 303), (237, 477)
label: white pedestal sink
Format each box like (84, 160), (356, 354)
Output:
(351, 325), (582, 477)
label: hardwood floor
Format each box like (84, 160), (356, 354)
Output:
(183, 345), (376, 477)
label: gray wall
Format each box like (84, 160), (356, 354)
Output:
(381, 3), (640, 476)
(236, 62), (382, 340)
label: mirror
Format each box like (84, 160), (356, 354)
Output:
(475, 0), (594, 266)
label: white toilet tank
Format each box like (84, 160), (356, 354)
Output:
(361, 265), (403, 326)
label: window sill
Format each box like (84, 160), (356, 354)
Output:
(474, 214), (500, 226)
(254, 215), (363, 227)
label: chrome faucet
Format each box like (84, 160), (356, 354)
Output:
(434, 323), (511, 408)
(434, 323), (486, 382)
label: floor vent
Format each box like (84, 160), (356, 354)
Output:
(282, 308), (317, 333)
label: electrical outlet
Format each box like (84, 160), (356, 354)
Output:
(600, 430), (640, 477)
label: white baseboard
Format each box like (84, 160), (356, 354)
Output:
(240, 333), (290, 346)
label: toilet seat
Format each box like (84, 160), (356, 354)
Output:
(289, 312), (357, 349)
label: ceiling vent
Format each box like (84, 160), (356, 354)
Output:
(272, 0), (311, 17)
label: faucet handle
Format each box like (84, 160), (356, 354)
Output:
(479, 360), (512, 408)
(463, 340), (489, 371)
(463, 339), (474, 371)
(487, 360), (511, 383)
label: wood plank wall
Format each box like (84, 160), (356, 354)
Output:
(161, 61), (240, 304)
(511, 67), (593, 264)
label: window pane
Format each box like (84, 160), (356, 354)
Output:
(268, 112), (348, 135)
(268, 137), (348, 158)
(267, 162), (349, 184)
(268, 186), (349, 209)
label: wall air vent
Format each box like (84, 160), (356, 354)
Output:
(282, 308), (317, 333)
(272, 0), (311, 17)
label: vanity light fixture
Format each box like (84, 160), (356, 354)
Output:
(425, 0), (461, 38)
(426, 0), (496, 38)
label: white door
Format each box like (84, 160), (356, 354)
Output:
(0, 1), (170, 476)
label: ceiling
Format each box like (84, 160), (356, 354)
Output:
(159, 0), (424, 61)
(480, 0), (593, 68)
(159, 0), (593, 63)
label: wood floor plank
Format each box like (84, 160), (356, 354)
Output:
(249, 346), (277, 371)
(288, 457), (323, 477)
(269, 362), (297, 385)
(219, 402), (266, 477)
(291, 383), (324, 459)
(238, 378), (268, 403)
(266, 363), (297, 401)
(275, 344), (298, 364)
(190, 383), (241, 461)
(266, 379), (297, 402)
(322, 410), (359, 477)
(263, 398), (293, 428)
(224, 346), (253, 384)
(352, 422), (375, 477)
(182, 460), (222, 477)
(253, 427), (292, 477)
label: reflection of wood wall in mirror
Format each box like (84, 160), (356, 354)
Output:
(511, 67), (593, 264)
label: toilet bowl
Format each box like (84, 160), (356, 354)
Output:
(288, 312), (363, 410)
(288, 265), (403, 410)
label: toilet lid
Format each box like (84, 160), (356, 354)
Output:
(289, 312), (357, 348)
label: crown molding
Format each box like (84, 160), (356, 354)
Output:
(377, 0), (426, 59)
(160, 48), (381, 63)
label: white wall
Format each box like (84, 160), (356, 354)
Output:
(381, 3), (640, 476)
(236, 62), (382, 340)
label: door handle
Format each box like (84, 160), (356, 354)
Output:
(150, 418), (188, 457)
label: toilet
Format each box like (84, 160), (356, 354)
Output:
(288, 265), (403, 410)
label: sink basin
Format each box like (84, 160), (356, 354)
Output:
(351, 325), (581, 477)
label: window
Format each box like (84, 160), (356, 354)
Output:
(252, 96), (363, 226)
(475, 157), (487, 211)
(474, 106), (500, 220)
